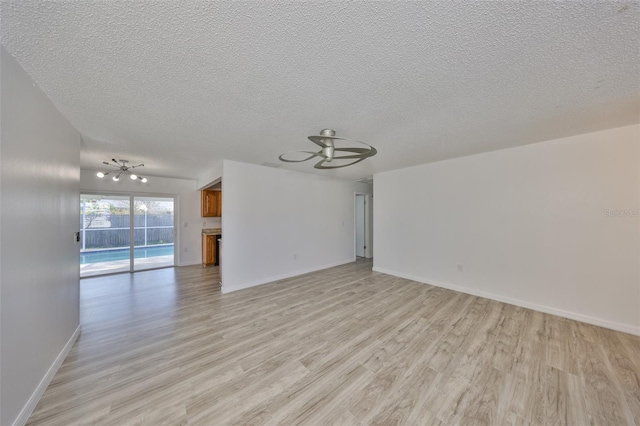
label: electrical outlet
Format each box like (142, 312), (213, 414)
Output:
(457, 264), (464, 272)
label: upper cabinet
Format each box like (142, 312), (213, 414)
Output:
(202, 190), (222, 217)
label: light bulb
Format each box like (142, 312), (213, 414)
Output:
(97, 172), (105, 178)
(141, 178), (148, 183)
(112, 175), (119, 182)
(130, 174), (137, 180)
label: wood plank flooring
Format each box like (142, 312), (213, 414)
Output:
(27, 260), (640, 425)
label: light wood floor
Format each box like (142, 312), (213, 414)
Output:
(27, 260), (640, 425)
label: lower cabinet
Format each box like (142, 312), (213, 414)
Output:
(202, 234), (217, 266)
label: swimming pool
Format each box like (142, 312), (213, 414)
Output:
(80, 245), (174, 264)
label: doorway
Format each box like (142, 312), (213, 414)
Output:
(80, 193), (176, 277)
(355, 193), (372, 258)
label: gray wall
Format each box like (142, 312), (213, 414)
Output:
(1, 46), (81, 425)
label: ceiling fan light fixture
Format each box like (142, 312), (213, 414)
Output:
(96, 159), (148, 183)
(279, 129), (376, 169)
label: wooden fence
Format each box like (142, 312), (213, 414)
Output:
(82, 214), (173, 249)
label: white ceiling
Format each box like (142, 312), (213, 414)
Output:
(2, 1), (639, 181)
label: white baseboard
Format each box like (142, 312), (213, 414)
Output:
(372, 267), (640, 337)
(13, 325), (81, 426)
(222, 258), (356, 294)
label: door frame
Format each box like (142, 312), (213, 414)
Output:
(354, 192), (372, 259)
(79, 190), (179, 277)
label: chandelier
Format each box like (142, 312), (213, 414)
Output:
(279, 129), (377, 169)
(96, 159), (148, 182)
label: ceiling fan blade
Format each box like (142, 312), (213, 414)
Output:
(332, 154), (366, 160)
(338, 142), (377, 154)
(333, 147), (370, 154)
(307, 136), (330, 148)
(314, 157), (367, 169)
(330, 146), (376, 159)
(279, 150), (326, 163)
(308, 135), (348, 148)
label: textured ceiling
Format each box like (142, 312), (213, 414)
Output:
(2, 1), (639, 181)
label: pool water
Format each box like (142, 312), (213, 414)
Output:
(81, 245), (174, 264)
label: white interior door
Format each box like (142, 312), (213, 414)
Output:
(356, 195), (366, 257)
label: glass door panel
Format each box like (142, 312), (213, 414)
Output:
(80, 194), (131, 277)
(133, 196), (175, 271)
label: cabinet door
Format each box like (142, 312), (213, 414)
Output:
(209, 191), (221, 217)
(202, 235), (208, 265)
(202, 190), (221, 217)
(201, 191), (210, 216)
(207, 235), (216, 264)
(202, 190), (217, 217)
(202, 235), (216, 266)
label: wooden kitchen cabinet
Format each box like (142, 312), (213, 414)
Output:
(201, 190), (222, 217)
(202, 234), (217, 266)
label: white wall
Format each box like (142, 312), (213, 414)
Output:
(80, 171), (220, 266)
(369, 194), (374, 258)
(1, 47), (81, 426)
(374, 125), (640, 335)
(197, 161), (223, 190)
(365, 193), (374, 258)
(221, 160), (372, 293)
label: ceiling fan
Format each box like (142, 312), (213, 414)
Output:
(279, 129), (377, 169)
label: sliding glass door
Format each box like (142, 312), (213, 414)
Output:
(80, 194), (131, 277)
(80, 193), (175, 278)
(133, 196), (175, 271)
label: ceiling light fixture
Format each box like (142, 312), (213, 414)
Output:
(279, 129), (377, 169)
(96, 159), (148, 183)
